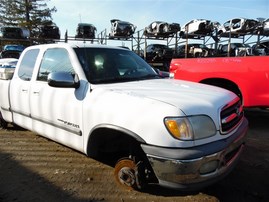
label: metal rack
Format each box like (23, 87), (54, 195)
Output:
(1, 22), (269, 71)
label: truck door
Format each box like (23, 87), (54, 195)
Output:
(30, 47), (84, 152)
(9, 48), (40, 130)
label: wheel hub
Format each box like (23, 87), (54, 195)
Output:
(114, 158), (139, 190)
(118, 166), (136, 187)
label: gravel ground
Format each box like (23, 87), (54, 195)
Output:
(0, 108), (268, 202)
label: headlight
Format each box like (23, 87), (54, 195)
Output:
(164, 115), (216, 140)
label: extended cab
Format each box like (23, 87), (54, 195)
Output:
(170, 56), (269, 108)
(0, 43), (248, 190)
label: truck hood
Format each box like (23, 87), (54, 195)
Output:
(91, 78), (236, 116)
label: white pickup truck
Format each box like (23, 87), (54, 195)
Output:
(0, 43), (248, 190)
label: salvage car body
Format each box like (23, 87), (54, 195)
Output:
(218, 18), (259, 37)
(144, 21), (180, 38)
(218, 43), (253, 57)
(252, 40), (269, 55)
(177, 43), (211, 58)
(0, 26), (30, 39)
(38, 24), (61, 39)
(75, 23), (96, 39)
(109, 19), (136, 39)
(258, 18), (269, 36)
(145, 44), (174, 61)
(180, 19), (213, 38)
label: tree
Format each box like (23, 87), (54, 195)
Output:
(0, 0), (57, 37)
(0, 1), (18, 26)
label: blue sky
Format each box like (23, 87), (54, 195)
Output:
(47, 0), (269, 44)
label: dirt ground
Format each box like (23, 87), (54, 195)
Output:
(0, 108), (268, 202)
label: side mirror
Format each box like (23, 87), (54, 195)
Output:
(48, 72), (80, 88)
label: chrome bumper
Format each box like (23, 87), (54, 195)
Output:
(141, 117), (248, 190)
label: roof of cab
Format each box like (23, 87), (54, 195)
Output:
(25, 43), (129, 51)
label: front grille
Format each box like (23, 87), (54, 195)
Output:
(220, 97), (244, 134)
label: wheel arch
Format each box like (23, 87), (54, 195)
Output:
(86, 124), (158, 188)
(200, 78), (243, 101)
(86, 124), (146, 161)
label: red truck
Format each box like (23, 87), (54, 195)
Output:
(170, 56), (269, 108)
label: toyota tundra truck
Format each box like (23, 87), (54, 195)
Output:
(0, 43), (248, 190)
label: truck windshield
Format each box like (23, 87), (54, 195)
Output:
(74, 47), (159, 84)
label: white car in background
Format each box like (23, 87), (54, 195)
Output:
(218, 18), (259, 37)
(180, 19), (214, 38)
(144, 21), (180, 38)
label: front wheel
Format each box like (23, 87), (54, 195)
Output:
(114, 157), (143, 190)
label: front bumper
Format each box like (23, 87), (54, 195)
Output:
(141, 117), (248, 190)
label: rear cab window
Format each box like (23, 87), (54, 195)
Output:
(18, 49), (40, 81)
